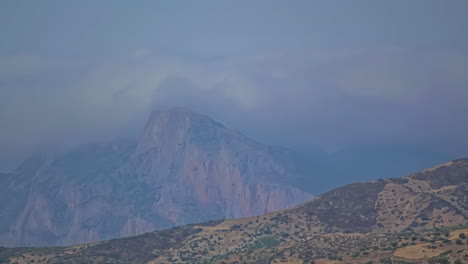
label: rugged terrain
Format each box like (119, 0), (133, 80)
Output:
(1, 158), (467, 264)
(0, 108), (312, 247)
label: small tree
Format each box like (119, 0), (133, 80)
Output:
(458, 233), (466, 239)
(455, 239), (462, 245)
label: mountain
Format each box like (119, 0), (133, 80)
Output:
(2, 158), (467, 264)
(0, 108), (313, 247)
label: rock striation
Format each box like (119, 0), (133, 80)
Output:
(0, 108), (313, 246)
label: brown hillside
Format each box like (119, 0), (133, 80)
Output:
(1, 158), (467, 264)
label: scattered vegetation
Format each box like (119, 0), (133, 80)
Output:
(2, 160), (468, 263)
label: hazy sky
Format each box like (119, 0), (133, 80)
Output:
(1, 0), (468, 171)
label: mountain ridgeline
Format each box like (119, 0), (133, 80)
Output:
(1, 158), (467, 264)
(0, 108), (312, 247)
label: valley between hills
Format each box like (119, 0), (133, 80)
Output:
(1, 158), (467, 264)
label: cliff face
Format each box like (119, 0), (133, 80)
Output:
(2, 158), (467, 264)
(0, 108), (313, 247)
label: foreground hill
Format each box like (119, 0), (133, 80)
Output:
(1, 158), (467, 264)
(0, 108), (312, 247)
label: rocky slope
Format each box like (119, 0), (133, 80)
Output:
(1, 158), (467, 264)
(0, 108), (312, 247)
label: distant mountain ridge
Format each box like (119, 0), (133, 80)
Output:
(0, 108), (313, 247)
(1, 158), (467, 264)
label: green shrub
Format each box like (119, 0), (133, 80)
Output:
(429, 256), (449, 264)
(380, 258), (392, 264)
(251, 236), (280, 249)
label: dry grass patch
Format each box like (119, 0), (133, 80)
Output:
(394, 243), (443, 259)
(448, 228), (468, 240)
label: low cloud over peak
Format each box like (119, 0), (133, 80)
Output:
(1, 47), (468, 171)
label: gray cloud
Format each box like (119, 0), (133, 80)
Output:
(1, 48), (468, 171)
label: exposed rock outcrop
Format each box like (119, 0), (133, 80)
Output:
(2, 158), (467, 264)
(0, 108), (313, 246)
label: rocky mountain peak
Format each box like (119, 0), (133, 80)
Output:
(136, 108), (223, 154)
(0, 108), (313, 246)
